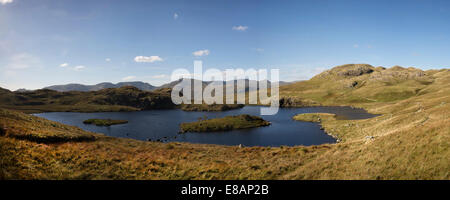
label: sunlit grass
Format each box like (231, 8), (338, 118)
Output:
(0, 65), (449, 179)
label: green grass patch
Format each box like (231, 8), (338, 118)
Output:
(293, 113), (336, 122)
(180, 114), (270, 133)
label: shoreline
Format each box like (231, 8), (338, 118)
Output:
(30, 105), (378, 147)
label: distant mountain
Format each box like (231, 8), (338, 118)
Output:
(43, 79), (291, 92)
(44, 81), (156, 92)
(15, 88), (34, 93)
(115, 82), (156, 91)
(156, 78), (291, 92)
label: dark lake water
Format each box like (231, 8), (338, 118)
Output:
(34, 106), (378, 147)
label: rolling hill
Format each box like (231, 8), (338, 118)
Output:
(43, 79), (291, 93)
(0, 64), (448, 179)
(44, 81), (156, 92)
(0, 86), (175, 113)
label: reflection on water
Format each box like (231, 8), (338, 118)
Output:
(34, 106), (378, 147)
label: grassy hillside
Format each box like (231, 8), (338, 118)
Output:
(279, 64), (437, 107)
(0, 108), (326, 179)
(0, 86), (245, 113)
(0, 86), (175, 113)
(0, 64), (448, 179)
(0, 109), (97, 143)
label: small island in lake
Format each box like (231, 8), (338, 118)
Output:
(180, 103), (244, 112)
(293, 113), (336, 122)
(83, 119), (128, 126)
(180, 114), (270, 133)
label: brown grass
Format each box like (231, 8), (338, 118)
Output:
(0, 65), (449, 180)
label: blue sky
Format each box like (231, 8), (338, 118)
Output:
(1, 0), (450, 90)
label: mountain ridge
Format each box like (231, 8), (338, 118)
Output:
(43, 81), (156, 92)
(41, 79), (291, 92)
(1, 63), (448, 179)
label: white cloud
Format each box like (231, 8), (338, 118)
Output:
(173, 13), (179, 20)
(353, 44), (359, 48)
(192, 49), (210, 57)
(105, 58), (111, 62)
(232, 25), (248, 31)
(151, 74), (167, 79)
(171, 71), (195, 80)
(134, 56), (163, 63)
(60, 63), (68, 67)
(0, 0), (13, 5)
(73, 65), (85, 71)
(255, 48), (264, 52)
(7, 53), (40, 69)
(122, 76), (136, 81)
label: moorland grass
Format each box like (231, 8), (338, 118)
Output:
(0, 109), (96, 143)
(0, 64), (449, 179)
(293, 113), (336, 123)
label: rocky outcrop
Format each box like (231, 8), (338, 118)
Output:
(313, 64), (376, 79)
(279, 97), (320, 107)
(89, 86), (175, 110)
(337, 65), (374, 76)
